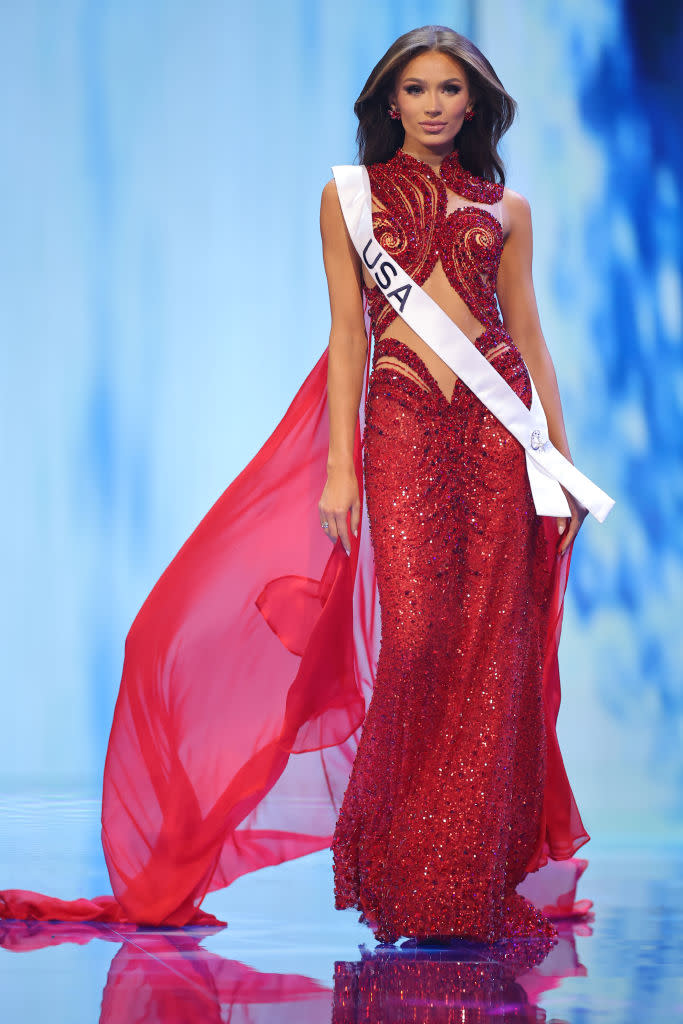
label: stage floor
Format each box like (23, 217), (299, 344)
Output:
(0, 794), (681, 1022)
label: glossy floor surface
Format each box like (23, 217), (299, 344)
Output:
(1, 795), (681, 1022)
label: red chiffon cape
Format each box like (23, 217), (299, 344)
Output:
(0, 322), (590, 927)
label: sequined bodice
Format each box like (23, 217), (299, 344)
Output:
(364, 148), (504, 338)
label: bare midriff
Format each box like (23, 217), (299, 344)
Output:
(363, 258), (507, 405)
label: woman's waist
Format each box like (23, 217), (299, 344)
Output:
(371, 325), (532, 409)
(364, 280), (502, 342)
(372, 322), (518, 368)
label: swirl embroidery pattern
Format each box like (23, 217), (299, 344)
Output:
(364, 147), (504, 337)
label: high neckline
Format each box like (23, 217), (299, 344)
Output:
(389, 147), (504, 204)
(395, 147), (463, 178)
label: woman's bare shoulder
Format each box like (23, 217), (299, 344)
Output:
(321, 178), (340, 203)
(502, 186), (532, 219)
(321, 179), (346, 226)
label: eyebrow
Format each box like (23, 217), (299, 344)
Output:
(402, 76), (464, 85)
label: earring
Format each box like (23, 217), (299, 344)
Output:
(464, 108), (475, 121)
(389, 107), (402, 120)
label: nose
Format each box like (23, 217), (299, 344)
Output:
(424, 92), (442, 116)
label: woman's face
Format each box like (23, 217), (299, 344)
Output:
(391, 50), (472, 154)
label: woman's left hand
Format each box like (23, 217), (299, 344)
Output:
(556, 487), (588, 556)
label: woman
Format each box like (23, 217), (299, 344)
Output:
(0, 27), (609, 944)
(320, 26), (607, 946)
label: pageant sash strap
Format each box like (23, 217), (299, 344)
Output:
(332, 164), (615, 523)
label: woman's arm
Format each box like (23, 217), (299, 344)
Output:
(318, 179), (369, 555)
(496, 189), (586, 553)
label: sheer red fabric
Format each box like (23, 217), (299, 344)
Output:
(0, 314), (589, 928)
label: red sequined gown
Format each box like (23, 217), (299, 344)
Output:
(0, 147), (589, 940)
(331, 148), (584, 944)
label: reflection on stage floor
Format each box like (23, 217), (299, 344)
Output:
(1, 794), (681, 1023)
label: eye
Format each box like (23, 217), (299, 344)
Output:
(404, 84), (423, 95)
(443, 84), (462, 94)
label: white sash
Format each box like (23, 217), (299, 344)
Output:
(332, 164), (615, 523)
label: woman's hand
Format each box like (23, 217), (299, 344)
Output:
(319, 467), (360, 556)
(557, 486), (588, 556)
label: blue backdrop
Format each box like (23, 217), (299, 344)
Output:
(1, 0), (681, 844)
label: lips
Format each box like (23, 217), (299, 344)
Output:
(420, 122), (447, 132)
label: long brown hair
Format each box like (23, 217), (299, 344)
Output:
(355, 26), (516, 183)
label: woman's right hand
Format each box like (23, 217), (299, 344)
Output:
(318, 467), (360, 556)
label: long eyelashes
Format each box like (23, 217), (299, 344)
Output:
(403, 84), (462, 96)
